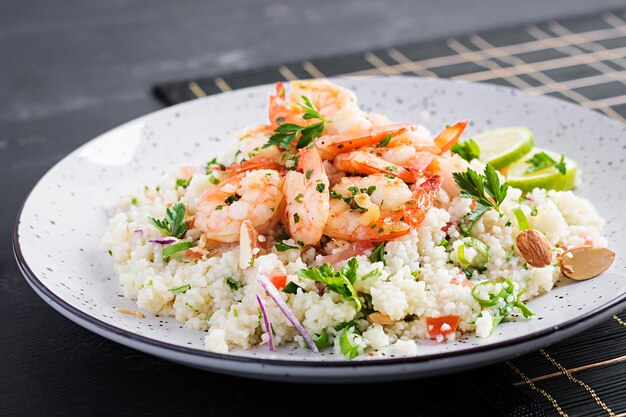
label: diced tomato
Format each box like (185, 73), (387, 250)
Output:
(441, 221), (453, 233)
(270, 273), (287, 290)
(426, 315), (460, 338)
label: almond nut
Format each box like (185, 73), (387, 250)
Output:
(559, 245), (615, 280)
(367, 312), (395, 325)
(515, 229), (552, 268)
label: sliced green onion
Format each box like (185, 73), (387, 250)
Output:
(162, 241), (192, 261)
(339, 327), (361, 360)
(314, 329), (330, 350)
(457, 243), (470, 267)
(511, 207), (528, 231)
(168, 283), (191, 294)
(471, 281), (508, 307)
(465, 237), (489, 268)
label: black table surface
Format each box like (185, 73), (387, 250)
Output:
(3, 1), (626, 416)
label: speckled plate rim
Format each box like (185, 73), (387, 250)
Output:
(12, 76), (626, 376)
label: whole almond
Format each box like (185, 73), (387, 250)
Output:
(515, 229), (552, 268)
(559, 245), (615, 280)
(367, 312), (395, 325)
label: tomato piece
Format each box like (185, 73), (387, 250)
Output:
(270, 273), (287, 290)
(426, 315), (460, 338)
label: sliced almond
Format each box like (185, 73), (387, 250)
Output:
(559, 245), (615, 280)
(239, 220), (259, 269)
(367, 312), (395, 326)
(515, 229), (552, 268)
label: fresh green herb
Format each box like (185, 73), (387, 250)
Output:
(294, 193), (304, 203)
(471, 279), (534, 333)
(305, 169), (312, 179)
(316, 183), (326, 193)
(330, 190), (344, 199)
(108, 250), (113, 256)
(453, 165), (509, 235)
(275, 242), (299, 252)
(370, 242), (386, 265)
(298, 258), (362, 310)
(361, 269), (381, 280)
(364, 186), (376, 195)
(439, 238), (453, 251)
(451, 138), (480, 162)
(314, 329), (330, 350)
(176, 178), (191, 189)
(233, 308), (239, 317)
(384, 174), (395, 179)
(206, 157), (226, 171)
(375, 133), (393, 148)
(185, 302), (199, 313)
(131, 197), (138, 206)
(297, 240), (305, 246)
(224, 195), (240, 205)
(169, 284), (191, 294)
(208, 175), (220, 185)
(215, 204), (223, 211)
(277, 229), (290, 240)
(148, 203), (189, 239)
(339, 327), (361, 359)
(282, 281), (306, 294)
(411, 270), (420, 279)
(525, 151), (566, 174)
(348, 186), (359, 195)
(226, 277), (240, 290)
(385, 165), (398, 172)
(264, 96), (329, 149)
(162, 241), (192, 261)
(530, 208), (538, 216)
(293, 213), (300, 224)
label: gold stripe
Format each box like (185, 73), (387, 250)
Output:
(507, 361), (568, 417)
(278, 65), (299, 81)
(386, 48), (438, 78)
(302, 61), (325, 78)
(614, 315), (626, 328)
(540, 349), (616, 416)
(514, 354), (626, 386)
(343, 24), (626, 78)
(363, 52), (400, 76)
(213, 77), (231, 92)
(187, 81), (207, 98)
(446, 38), (535, 91)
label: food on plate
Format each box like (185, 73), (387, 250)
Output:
(102, 79), (613, 359)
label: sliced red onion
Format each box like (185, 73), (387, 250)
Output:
(148, 237), (178, 245)
(256, 294), (275, 352)
(257, 275), (318, 353)
(133, 229), (144, 236)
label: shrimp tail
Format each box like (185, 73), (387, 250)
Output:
(403, 175), (443, 227)
(433, 120), (469, 154)
(224, 157), (285, 173)
(268, 82), (290, 128)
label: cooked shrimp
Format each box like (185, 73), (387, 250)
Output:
(316, 122), (417, 159)
(268, 82), (299, 128)
(222, 157), (285, 174)
(289, 80), (371, 134)
(433, 120), (469, 154)
(232, 123), (283, 161)
(283, 146), (330, 245)
(195, 170), (284, 242)
(333, 151), (418, 183)
(323, 174), (440, 242)
(432, 154), (469, 198)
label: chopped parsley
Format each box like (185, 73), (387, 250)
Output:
(525, 152), (566, 174)
(224, 194), (241, 205)
(375, 133), (392, 148)
(226, 277), (240, 290)
(293, 213), (300, 224)
(169, 284), (191, 294)
(450, 138), (480, 162)
(131, 197), (138, 206)
(264, 96), (329, 149)
(316, 183), (326, 193)
(215, 204), (223, 211)
(294, 193), (304, 203)
(148, 203), (189, 238)
(305, 169), (312, 179)
(283, 281), (307, 294)
(298, 258), (361, 310)
(453, 165), (508, 236)
(175, 178), (191, 189)
(275, 242), (299, 252)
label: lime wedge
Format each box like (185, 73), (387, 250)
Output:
(473, 127), (534, 169)
(505, 148), (577, 192)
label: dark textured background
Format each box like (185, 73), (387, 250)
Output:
(3, 1), (626, 416)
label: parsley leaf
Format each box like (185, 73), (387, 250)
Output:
(162, 241), (192, 261)
(283, 281), (307, 294)
(450, 138), (480, 162)
(375, 133), (392, 148)
(148, 203), (189, 239)
(298, 259), (362, 311)
(525, 151), (567, 174)
(175, 178), (191, 189)
(453, 165), (509, 235)
(226, 277), (240, 290)
(370, 242), (386, 265)
(264, 95), (329, 149)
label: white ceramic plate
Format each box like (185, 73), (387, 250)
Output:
(14, 77), (626, 382)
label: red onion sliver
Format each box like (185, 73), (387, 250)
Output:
(255, 294), (275, 352)
(133, 229), (144, 236)
(148, 237), (178, 245)
(257, 275), (319, 353)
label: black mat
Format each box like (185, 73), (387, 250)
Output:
(154, 9), (626, 417)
